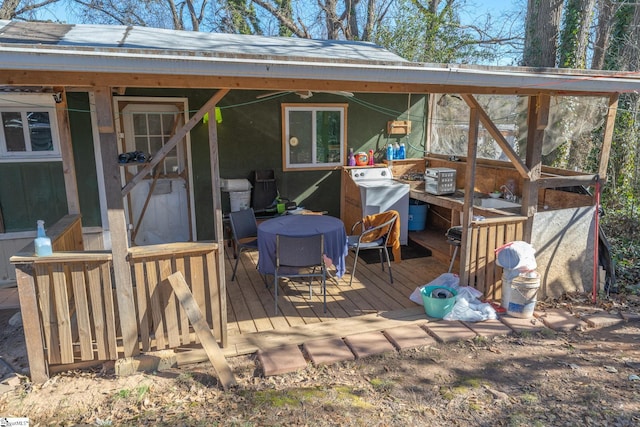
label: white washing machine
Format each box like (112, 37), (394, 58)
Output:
(350, 167), (409, 245)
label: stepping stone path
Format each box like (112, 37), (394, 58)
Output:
(255, 308), (639, 377)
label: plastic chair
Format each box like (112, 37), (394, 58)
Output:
(228, 208), (259, 281)
(273, 233), (327, 315)
(347, 212), (398, 286)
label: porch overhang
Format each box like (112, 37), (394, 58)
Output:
(0, 45), (638, 96)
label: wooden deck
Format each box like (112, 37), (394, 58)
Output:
(210, 237), (449, 359)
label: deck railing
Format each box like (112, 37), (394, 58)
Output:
(466, 216), (526, 301)
(11, 215), (224, 383)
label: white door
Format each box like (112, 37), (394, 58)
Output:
(119, 101), (193, 246)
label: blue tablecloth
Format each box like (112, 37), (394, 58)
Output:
(257, 215), (348, 277)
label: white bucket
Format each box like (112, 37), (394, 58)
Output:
(507, 273), (540, 318)
(501, 269), (520, 309)
(229, 190), (251, 212)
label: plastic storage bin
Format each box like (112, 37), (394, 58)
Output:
(408, 199), (428, 231)
(229, 190), (251, 212)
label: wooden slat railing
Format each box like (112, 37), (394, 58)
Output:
(11, 215), (225, 383)
(128, 242), (223, 353)
(466, 216), (527, 301)
(11, 252), (116, 383)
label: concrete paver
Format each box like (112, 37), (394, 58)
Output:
(580, 312), (625, 329)
(463, 319), (513, 338)
(621, 311), (640, 322)
(422, 321), (476, 343)
(383, 323), (436, 350)
(534, 309), (588, 332)
(303, 337), (355, 366)
(499, 314), (546, 333)
(257, 345), (308, 376)
(343, 331), (396, 359)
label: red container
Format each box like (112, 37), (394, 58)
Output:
(354, 152), (368, 166)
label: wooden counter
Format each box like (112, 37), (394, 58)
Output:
(407, 181), (523, 230)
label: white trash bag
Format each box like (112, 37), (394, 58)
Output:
(443, 293), (497, 322)
(495, 241), (537, 272)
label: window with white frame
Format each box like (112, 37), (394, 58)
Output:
(0, 94), (61, 162)
(282, 104), (347, 170)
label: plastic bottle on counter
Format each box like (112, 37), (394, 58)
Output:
(368, 149), (375, 165)
(398, 142), (406, 159)
(394, 142), (400, 159)
(34, 220), (53, 257)
(347, 148), (356, 166)
(386, 144), (394, 162)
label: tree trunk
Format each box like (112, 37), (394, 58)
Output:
(591, 0), (615, 70)
(559, 0), (596, 68)
(0, 0), (23, 19)
(522, 0), (564, 67)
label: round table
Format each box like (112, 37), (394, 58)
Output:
(257, 215), (348, 277)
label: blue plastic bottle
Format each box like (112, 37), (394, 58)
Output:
(398, 142), (406, 159)
(386, 144), (394, 161)
(34, 220), (53, 256)
(394, 142), (400, 159)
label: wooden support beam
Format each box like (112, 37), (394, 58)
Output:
(208, 105), (228, 348)
(461, 94), (530, 178)
(537, 174), (598, 189)
(459, 105), (480, 286)
(94, 86), (139, 357)
(0, 70), (615, 97)
(522, 94), (549, 240)
(121, 89), (230, 197)
(598, 93), (619, 180)
(167, 272), (237, 390)
(54, 87), (81, 215)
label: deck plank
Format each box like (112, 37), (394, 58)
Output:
(213, 239), (448, 357)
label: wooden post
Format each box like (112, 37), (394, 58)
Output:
(94, 87), (139, 357)
(15, 265), (49, 383)
(522, 94), (548, 241)
(208, 103), (228, 348)
(167, 272), (236, 390)
(459, 100), (480, 286)
(598, 93), (619, 180)
(54, 87), (81, 215)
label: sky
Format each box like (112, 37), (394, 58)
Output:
(36, 0), (523, 26)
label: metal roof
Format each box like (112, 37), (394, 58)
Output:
(1, 20), (639, 94)
(0, 20), (406, 63)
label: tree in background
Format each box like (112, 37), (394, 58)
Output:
(559, 0), (596, 69)
(0, 0), (61, 20)
(601, 2), (640, 214)
(374, 0), (500, 63)
(522, 0), (563, 67)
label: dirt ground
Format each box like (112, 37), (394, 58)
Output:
(1, 298), (640, 426)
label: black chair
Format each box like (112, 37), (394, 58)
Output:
(445, 226), (463, 273)
(347, 212), (398, 287)
(228, 208), (258, 281)
(273, 233), (327, 314)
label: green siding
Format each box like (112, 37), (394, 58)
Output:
(0, 162), (67, 232)
(68, 92), (102, 227)
(122, 88), (427, 240)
